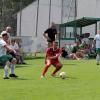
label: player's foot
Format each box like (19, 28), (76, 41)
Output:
(97, 63), (99, 65)
(3, 77), (9, 79)
(41, 75), (44, 78)
(9, 74), (18, 78)
(51, 74), (56, 77)
(96, 62), (99, 65)
(22, 62), (26, 64)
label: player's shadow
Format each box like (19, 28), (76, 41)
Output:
(10, 77), (29, 80)
(54, 76), (77, 80)
(66, 76), (77, 79)
(16, 64), (28, 68)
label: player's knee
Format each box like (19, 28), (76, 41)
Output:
(46, 60), (51, 65)
(11, 58), (17, 64)
(46, 63), (51, 67)
(57, 63), (63, 68)
(6, 61), (10, 66)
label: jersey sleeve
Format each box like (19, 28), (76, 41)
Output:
(44, 28), (50, 34)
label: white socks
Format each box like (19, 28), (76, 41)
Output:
(4, 64), (15, 78)
(4, 65), (9, 78)
(10, 64), (15, 74)
(96, 54), (100, 64)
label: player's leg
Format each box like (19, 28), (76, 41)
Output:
(0, 55), (12, 79)
(41, 59), (51, 78)
(96, 48), (100, 65)
(69, 53), (79, 60)
(72, 53), (80, 60)
(96, 54), (100, 65)
(76, 52), (84, 58)
(4, 61), (10, 79)
(51, 61), (63, 76)
(9, 58), (18, 77)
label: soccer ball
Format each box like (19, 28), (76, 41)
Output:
(59, 72), (66, 79)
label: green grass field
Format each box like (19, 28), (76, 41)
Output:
(0, 55), (100, 100)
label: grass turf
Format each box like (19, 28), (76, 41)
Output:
(0, 56), (100, 100)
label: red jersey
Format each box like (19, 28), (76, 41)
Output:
(46, 47), (62, 61)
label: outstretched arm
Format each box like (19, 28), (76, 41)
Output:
(4, 45), (16, 54)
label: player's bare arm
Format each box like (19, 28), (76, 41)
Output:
(47, 54), (58, 60)
(4, 45), (16, 54)
(43, 32), (48, 39)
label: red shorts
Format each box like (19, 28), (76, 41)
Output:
(50, 60), (59, 67)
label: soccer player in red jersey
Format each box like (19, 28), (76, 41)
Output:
(41, 42), (63, 78)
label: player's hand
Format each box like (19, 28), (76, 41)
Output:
(56, 54), (60, 57)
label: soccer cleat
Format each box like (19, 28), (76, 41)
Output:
(41, 75), (44, 78)
(9, 74), (18, 78)
(3, 77), (9, 79)
(22, 62), (26, 64)
(96, 62), (99, 65)
(97, 63), (99, 65)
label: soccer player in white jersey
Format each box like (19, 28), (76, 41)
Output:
(94, 30), (100, 65)
(0, 31), (18, 79)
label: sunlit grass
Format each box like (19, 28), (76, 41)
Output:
(0, 55), (100, 100)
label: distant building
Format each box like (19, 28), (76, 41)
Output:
(17, 0), (100, 52)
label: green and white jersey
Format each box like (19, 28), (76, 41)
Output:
(94, 34), (100, 48)
(0, 39), (6, 57)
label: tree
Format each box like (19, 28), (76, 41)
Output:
(0, 0), (36, 34)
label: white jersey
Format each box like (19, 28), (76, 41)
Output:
(94, 34), (100, 48)
(0, 39), (7, 57)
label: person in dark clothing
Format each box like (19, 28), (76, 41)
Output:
(61, 47), (80, 60)
(43, 22), (58, 43)
(61, 47), (68, 58)
(71, 42), (80, 53)
(71, 42), (84, 58)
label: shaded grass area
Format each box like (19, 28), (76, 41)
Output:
(0, 56), (100, 100)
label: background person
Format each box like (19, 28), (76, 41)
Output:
(0, 32), (18, 79)
(1, 26), (12, 45)
(94, 30), (100, 65)
(61, 47), (80, 60)
(10, 39), (26, 64)
(43, 22), (59, 44)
